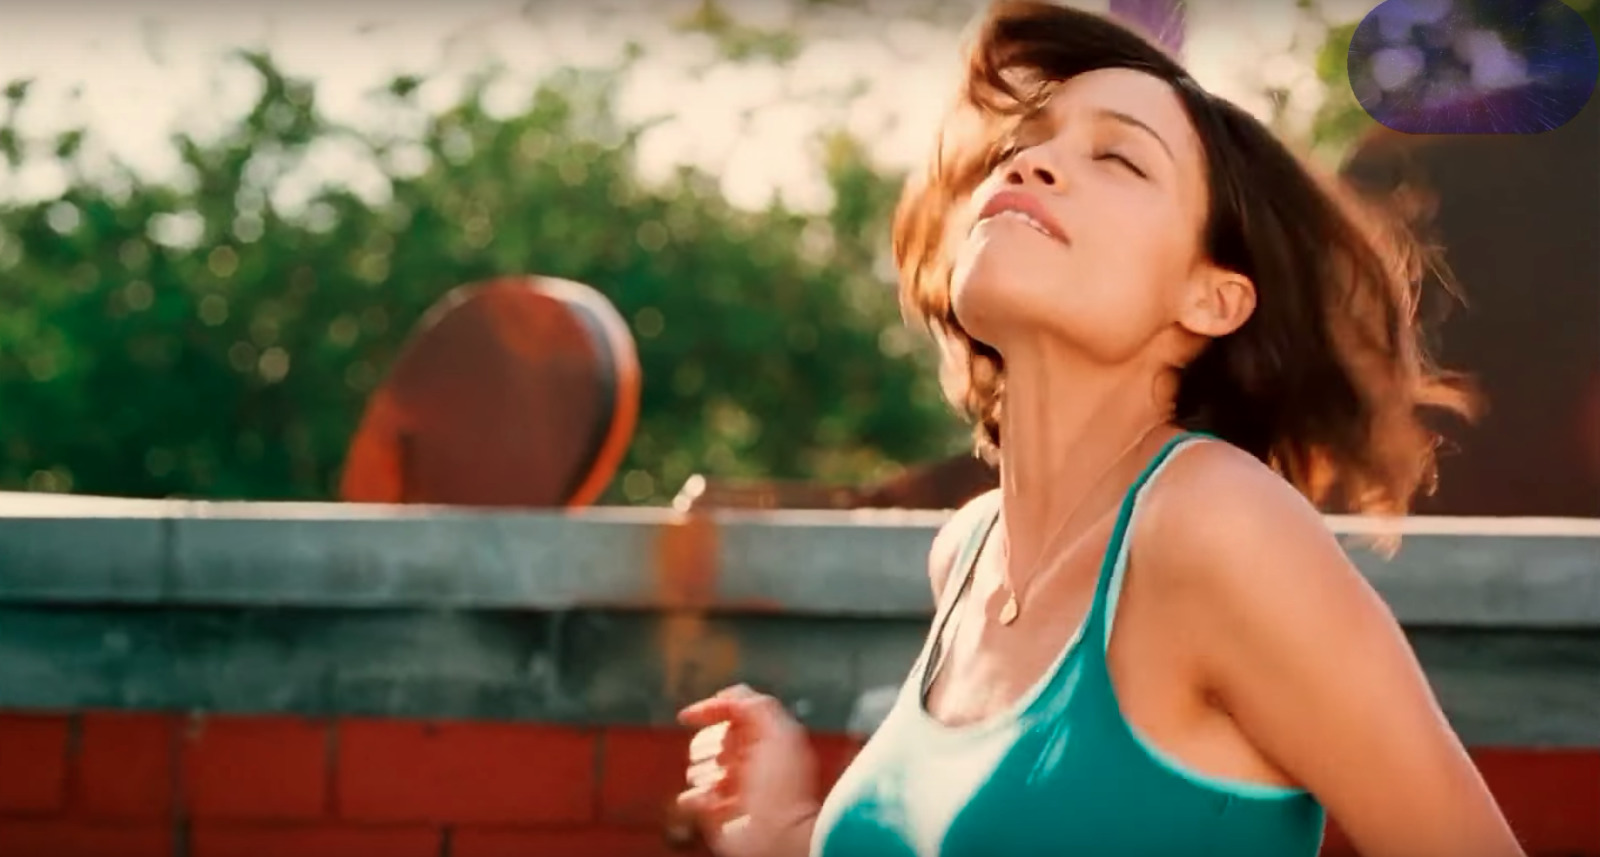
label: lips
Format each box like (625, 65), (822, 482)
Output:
(975, 189), (1070, 245)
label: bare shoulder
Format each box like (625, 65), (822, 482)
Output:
(1145, 434), (1344, 562)
(1133, 441), (1519, 856)
(928, 488), (1001, 602)
(1132, 434), (1382, 629)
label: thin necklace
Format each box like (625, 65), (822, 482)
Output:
(996, 420), (1167, 627)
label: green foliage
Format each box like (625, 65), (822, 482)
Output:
(674, 0), (805, 64)
(1308, 20), (1373, 159)
(0, 52), (962, 503)
(1580, 0), (1600, 36)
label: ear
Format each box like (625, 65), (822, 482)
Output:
(1177, 265), (1255, 338)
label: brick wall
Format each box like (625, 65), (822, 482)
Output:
(0, 712), (863, 857)
(1, 712), (1596, 857)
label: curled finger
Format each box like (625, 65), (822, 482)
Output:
(686, 757), (726, 790)
(688, 721), (729, 764)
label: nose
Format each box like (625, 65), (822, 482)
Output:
(1004, 147), (1060, 188)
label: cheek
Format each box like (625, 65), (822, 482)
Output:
(1090, 185), (1190, 263)
(1083, 196), (1195, 311)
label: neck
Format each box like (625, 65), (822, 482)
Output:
(996, 342), (1176, 571)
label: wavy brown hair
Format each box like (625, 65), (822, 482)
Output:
(893, 0), (1477, 517)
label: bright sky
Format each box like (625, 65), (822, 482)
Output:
(0, 0), (1378, 213)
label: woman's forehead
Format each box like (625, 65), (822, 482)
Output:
(1038, 68), (1197, 150)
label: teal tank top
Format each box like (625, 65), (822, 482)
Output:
(811, 433), (1326, 857)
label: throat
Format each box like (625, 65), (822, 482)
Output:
(994, 357), (1175, 572)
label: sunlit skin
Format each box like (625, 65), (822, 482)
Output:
(679, 68), (1524, 857)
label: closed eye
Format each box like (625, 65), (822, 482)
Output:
(1096, 151), (1147, 179)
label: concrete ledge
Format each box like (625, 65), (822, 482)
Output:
(0, 606), (1594, 747)
(1, 494), (1597, 627)
(0, 494), (1597, 746)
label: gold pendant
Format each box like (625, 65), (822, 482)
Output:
(998, 592), (1020, 626)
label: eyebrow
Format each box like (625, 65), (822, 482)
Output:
(1096, 108), (1174, 161)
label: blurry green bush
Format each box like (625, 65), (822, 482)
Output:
(0, 53), (966, 504)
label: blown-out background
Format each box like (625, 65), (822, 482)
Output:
(1, 0), (1595, 506)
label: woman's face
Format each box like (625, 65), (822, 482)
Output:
(950, 67), (1230, 365)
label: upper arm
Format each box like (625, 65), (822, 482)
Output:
(1148, 447), (1520, 857)
(928, 490), (999, 603)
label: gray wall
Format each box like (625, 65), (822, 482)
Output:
(0, 494), (1596, 746)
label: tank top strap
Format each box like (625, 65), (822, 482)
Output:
(1082, 431), (1213, 664)
(942, 496), (1003, 619)
(916, 495), (1002, 700)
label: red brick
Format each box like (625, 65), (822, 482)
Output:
(810, 733), (865, 792)
(182, 717), (329, 821)
(190, 823), (439, 857)
(599, 727), (693, 828)
(1473, 747), (1600, 856)
(452, 827), (694, 857)
(0, 820), (171, 857)
(336, 719), (595, 825)
(0, 714), (70, 813)
(74, 713), (176, 819)
(1318, 750), (1600, 857)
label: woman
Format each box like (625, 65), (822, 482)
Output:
(678, 2), (1523, 855)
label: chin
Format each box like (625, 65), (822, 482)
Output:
(951, 247), (1063, 350)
